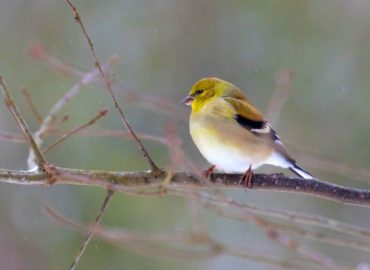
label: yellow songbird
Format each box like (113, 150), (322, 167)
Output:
(182, 77), (312, 182)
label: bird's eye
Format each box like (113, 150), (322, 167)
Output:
(195, 89), (204, 95)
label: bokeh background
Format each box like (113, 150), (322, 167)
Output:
(1, 0), (370, 269)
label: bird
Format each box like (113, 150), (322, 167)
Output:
(181, 77), (312, 184)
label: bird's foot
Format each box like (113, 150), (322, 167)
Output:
(202, 165), (216, 178)
(239, 165), (253, 189)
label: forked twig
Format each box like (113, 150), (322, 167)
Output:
(27, 57), (117, 169)
(42, 109), (108, 154)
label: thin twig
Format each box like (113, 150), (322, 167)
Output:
(68, 189), (114, 270)
(21, 88), (44, 123)
(0, 131), (25, 143)
(64, 0), (158, 172)
(0, 76), (47, 169)
(43, 109), (108, 154)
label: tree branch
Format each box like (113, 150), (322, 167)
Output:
(1, 167), (369, 206)
(0, 76), (47, 169)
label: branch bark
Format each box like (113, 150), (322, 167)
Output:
(1, 167), (370, 206)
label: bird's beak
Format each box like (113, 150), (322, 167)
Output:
(181, 95), (194, 106)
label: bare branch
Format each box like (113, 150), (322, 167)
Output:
(64, 0), (159, 172)
(1, 167), (370, 207)
(0, 76), (47, 169)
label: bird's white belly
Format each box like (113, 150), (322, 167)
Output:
(190, 117), (272, 173)
(194, 135), (259, 172)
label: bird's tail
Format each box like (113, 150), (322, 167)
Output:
(289, 163), (313, 179)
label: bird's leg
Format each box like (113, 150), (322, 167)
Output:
(202, 165), (216, 178)
(239, 165), (253, 188)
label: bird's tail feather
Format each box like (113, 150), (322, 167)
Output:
(289, 163), (313, 179)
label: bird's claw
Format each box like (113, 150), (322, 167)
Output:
(202, 165), (216, 178)
(239, 165), (253, 189)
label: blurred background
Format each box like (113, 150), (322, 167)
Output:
(1, 0), (370, 269)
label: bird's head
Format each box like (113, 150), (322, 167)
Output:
(181, 77), (236, 112)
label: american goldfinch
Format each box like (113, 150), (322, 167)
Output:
(181, 77), (312, 180)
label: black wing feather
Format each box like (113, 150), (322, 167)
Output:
(235, 115), (265, 130)
(235, 114), (279, 141)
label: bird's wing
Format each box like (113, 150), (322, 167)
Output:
(224, 97), (293, 159)
(224, 97), (269, 135)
